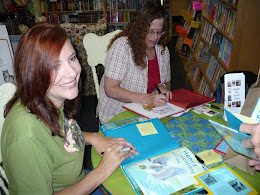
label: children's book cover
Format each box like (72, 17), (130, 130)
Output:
(209, 120), (258, 160)
(122, 146), (206, 195)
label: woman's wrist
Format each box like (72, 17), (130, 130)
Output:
(159, 83), (166, 87)
(83, 132), (100, 146)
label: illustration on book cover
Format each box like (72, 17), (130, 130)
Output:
(122, 147), (206, 195)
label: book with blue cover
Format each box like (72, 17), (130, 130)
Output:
(102, 118), (180, 166)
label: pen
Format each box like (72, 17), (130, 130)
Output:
(101, 147), (132, 155)
(204, 103), (220, 109)
(195, 155), (204, 164)
(154, 84), (162, 94)
(195, 155), (209, 170)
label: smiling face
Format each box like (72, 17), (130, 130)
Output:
(47, 40), (81, 108)
(145, 18), (165, 50)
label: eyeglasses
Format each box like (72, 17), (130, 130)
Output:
(147, 29), (165, 36)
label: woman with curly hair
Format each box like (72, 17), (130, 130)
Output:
(97, 0), (172, 123)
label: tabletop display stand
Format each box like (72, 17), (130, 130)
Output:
(176, 0), (260, 97)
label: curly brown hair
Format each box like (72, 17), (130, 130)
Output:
(108, 0), (168, 69)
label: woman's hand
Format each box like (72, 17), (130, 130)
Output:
(155, 84), (172, 101)
(97, 144), (131, 176)
(90, 133), (139, 158)
(240, 123), (260, 170)
(145, 93), (167, 107)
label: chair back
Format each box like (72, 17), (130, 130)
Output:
(0, 83), (16, 195)
(83, 30), (122, 99)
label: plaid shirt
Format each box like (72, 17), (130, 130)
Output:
(97, 36), (171, 123)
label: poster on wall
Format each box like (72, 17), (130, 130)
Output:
(0, 25), (15, 86)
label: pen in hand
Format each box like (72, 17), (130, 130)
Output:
(154, 84), (162, 94)
(101, 147), (132, 155)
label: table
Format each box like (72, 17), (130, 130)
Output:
(91, 110), (260, 194)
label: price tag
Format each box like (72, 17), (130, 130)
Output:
(183, 38), (192, 46)
(191, 21), (200, 28)
(193, 1), (202, 10)
(186, 16), (194, 22)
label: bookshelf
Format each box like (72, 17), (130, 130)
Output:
(175, 0), (260, 97)
(39, 0), (172, 37)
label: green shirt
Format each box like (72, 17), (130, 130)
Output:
(1, 100), (85, 194)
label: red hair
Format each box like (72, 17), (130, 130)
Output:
(5, 23), (81, 136)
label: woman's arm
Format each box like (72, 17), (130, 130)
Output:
(55, 143), (131, 195)
(55, 132), (139, 195)
(104, 76), (168, 106)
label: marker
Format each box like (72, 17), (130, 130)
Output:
(195, 155), (204, 164)
(204, 103), (220, 109)
(154, 84), (162, 94)
(101, 147), (132, 155)
(120, 147), (132, 152)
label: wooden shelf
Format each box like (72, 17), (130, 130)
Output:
(187, 73), (199, 93)
(218, 0), (238, 9)
(176, 0), (259, 97)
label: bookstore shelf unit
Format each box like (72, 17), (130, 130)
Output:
(39, 0), (172, 36)
(176, 0), (260, 97)
(40, 0), (172, 37)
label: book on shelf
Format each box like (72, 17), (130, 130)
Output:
(191, 63), (199, 81)
(218, 37), (232, 68)
(185, 53), (193, 70)
(101, 118), (207, 195)
(211, 31), (223, 46)
(206, 56), (225, 89)
(197, 41), (212, 64)
(190, 29), (200, 51)
(210, 0), (237, 39)
(123, 88), (214, 119)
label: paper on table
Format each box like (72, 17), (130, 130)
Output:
(197, 149), (222, 166)
(136, 122), (158, 136)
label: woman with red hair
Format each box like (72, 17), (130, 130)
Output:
(1, 23), (138, 194)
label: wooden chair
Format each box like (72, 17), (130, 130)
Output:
(0, 83), (16, 195)
(83, 30), (122, 99)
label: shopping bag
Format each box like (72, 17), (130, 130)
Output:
(240, 69), (260, 117)
(224, 147), (255, 175)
